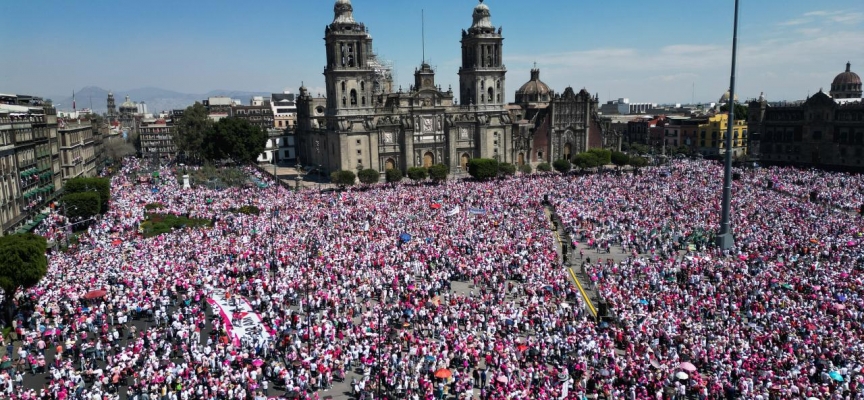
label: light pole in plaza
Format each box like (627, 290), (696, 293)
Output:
(295, 162), (303, 191)
(716, 0), (740, 250)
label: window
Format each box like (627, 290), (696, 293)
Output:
(356, 140), (361, 145)
(812, 130), (822, 140)
(357, 150), (361, 155)
(360, 81), (365, 91)
(341, 82), (346, 92)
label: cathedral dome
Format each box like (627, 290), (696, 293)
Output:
(120, 96), (136, 110)
(719, 89), (738, 103)
(830, 62), (862, 99)
(516, 69), (551, 103)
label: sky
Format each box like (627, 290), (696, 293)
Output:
(1, 0), (863, 105)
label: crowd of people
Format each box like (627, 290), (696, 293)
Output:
(0, 157), (861, 400)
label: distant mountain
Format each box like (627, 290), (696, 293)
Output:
(52, 87), (274, 114)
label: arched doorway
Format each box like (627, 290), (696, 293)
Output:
(563, 143), (572, 160)
(385, 158), (396, 170)
(518, 152), (525, 166)
(423, 152), (434, 168)
(461, 153), (470, 171)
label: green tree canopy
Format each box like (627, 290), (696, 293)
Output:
(629, 156), (649, 169)
(357, 168), (380, 185)
(573, 153), (600, 170)
(201, 118), (267, 164)
(587, 148), (612, 166)
(385, 168), (403, 183)
(536, 162), (552, 172)
(498, 163), (517, 177)
(173, 102), (212, 162)
(467, 158), (499, 180)
(0, 233), (48, 325)
(61, 192), (101, 222)
(519, 163), (532, 174)
(628, 143), (651, 155)
(64, 177), (111, 213)
(611, 151), (630, 168)
(553, 158), (572, 173)
(720, 103), (749, 121)
(102, 138), (137, 164)
(428, 164), (449, 182)
(407, 167), (428, 181)
(330, 170), (356, 186)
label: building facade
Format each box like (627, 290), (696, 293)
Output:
(295, 0), (512, 176)
(58, 120), (99, 182)
(0, 94), (61, 235)
(139, 119), (176, 161)
(507, 68), (621, 166)
(697, 113), (747, 157)
(750, 62), (864, 169)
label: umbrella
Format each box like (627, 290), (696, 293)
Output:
(111, 239), (122, 246)
(639, 299), (649, 305)
(399, 233), (412, 242)
(434, 368), (452, 379)
(425, 355), (436, 362)
(829, 371), (843, 382)
(430, 203), (442, 210)
(781, 283), (793, 290)
(679, 362), (697, 372)
(599, 369), (610, 377)
(83, 289), (107, 300)
(560, 302), (571, 309)
(557, 372), (569, 382)
(285, 391), (301, 399)
(836, 293), (847, 302)
(0, 361), (11, 370)
(650, 359), (662, 369)
(834, 303), (846, 310)
(516, 344), (528, 352)
(496, 375), (508, 383)
(675, 371), (689, 380)
(252, 359), (264, 367)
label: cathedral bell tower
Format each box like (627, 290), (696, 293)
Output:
(324, 0), (375, 114)
(458, 0), (506, 107)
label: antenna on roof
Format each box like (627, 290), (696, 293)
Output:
(421, 9), (426, 64)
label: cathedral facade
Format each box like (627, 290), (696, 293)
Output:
(295, 0), (618, 176)
(296, 0), (512, 175)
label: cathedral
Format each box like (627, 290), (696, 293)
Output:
(296, 0), (618, 176)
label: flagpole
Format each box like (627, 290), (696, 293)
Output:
(716, 0), (739, 250)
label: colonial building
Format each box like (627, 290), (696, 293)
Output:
(0, 94), (61, 235)
(296, 0), (512, 175)
(508, 68), (621, 165)
(138, 118), (176, 162)
(750, 62), (864, 169)
(118, 95), (138, 129)
(106, 91), (117, 122)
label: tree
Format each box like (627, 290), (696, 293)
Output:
(407, 167), (428, 181)
(673, 145), (691, 156)
(611, 151), (630, 168)
(467, 158), (499, 180)
(428, 164), (449, 182)
(357, 168), (380, 185)
(573, 153), (599, 171)
(102, 137), (137, 164)
(173, 102), (212, 162)
(498, 163), (517, 177)
(330, 170), (356, 186)
(628, 143), (650, 155)
(587, 148), (612, 166)
(720, 103), (749, 121)
(64, 177), (111, 214)
(629, 156), (649, 170)
(0, 233), (48, 325)
(552, 159), (572, 173)
(536, 162), (552, 172)
(519, 163), (532, 174)
(201, 118), (267, 164)
(61, 192), (101, 221)
(385, 168), (403, 183)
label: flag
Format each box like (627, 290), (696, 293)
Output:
(447, 205), (461, 216)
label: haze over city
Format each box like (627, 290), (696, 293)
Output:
(2, 0), (863, 106)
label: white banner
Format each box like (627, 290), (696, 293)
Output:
(208, 289), (273, 347)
